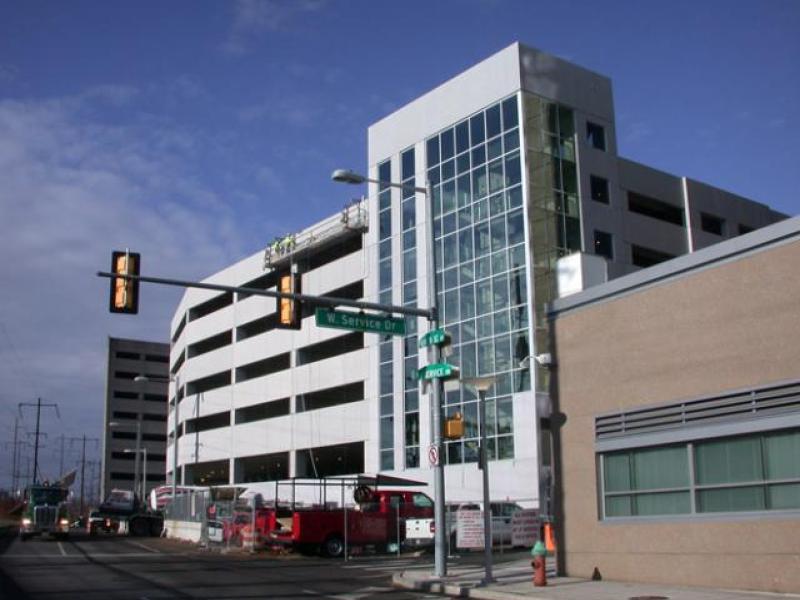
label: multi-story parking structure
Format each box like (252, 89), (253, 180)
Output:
(168, 203), (370, 491)
(168, 43), (784, 507)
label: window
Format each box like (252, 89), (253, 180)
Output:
(112, 411), (137, 420)
(235, 398), (290, 424)
(413, 493), (433, 508)
(115, 351), (140, 360)
(590, 175), (609, 204)
(145, 354), (169, 363)
(114, 371), (138, 380)
(628, 192), (684, 226)
(738, 224), (754, 235)
(700, 212), (725, 236)
(594, 230), (613, 260)
(586, 121), (606, 151)
(631, 245), (675, 268)
(602, 445), (691, 517)
(601, 429), (800, 518)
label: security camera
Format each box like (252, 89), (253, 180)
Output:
(534, 353), (553, 367)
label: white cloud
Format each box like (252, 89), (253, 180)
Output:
(221, 0), (327, 56)
(0, 90), (250, 477)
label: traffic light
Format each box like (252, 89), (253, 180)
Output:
(443, 412), (464, 439)
(276, 271), (301, 329)
(109, 250), (140, 314)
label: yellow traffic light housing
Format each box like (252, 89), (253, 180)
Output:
(277, 272), (301, 329)
(444, 412), (464, 439)
(109, 250), (140, 314)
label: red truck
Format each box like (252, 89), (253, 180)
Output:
(271, 488), (433, 557)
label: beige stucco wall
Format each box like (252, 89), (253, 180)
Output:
(552, 239), (800, 593)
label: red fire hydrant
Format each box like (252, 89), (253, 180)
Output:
(531, 540), (547, 586)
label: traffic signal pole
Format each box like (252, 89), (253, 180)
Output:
(97, 272), (432, 319)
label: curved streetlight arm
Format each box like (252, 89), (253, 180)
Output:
(331, 169), (427, 195)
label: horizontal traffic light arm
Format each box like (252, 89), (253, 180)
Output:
(96, 271), (435, 320)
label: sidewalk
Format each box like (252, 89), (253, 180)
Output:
(392, 557), (800, 600)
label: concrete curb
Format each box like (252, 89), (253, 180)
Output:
(392, 572), (556, 600)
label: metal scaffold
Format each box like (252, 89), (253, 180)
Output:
(263, 199), (367, 271)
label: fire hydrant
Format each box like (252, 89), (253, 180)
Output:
(531, 540), (547, 587)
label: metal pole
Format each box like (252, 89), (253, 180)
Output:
(11, 417), (18, 494)
(342, 482), (348, 562)
(172, 374), (179, 502)
(59, 435), (65, 478)
(33, 398), (41, 483)
(479, 388), (494, 584)
(142, 447), (148, 501)
(97, 272), (432, 319)
(80, 435), (86, 518)
(134, 415), (142, 498)
(425, 179), (447, 578)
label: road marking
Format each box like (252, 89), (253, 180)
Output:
(126, 540), (160, 553)
(2, 552), (175, 559)
(57, 541), (68, 556)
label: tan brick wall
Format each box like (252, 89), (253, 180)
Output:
(552, 240), (800, 593)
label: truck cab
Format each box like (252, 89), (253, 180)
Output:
(19, 484), (70, 541)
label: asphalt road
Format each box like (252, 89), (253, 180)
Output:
(0, 530), (455, 600)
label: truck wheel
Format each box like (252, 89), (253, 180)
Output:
(150, 520), (163, 537)
(130, 519), (149, 537)
(322, 535), (344, 558)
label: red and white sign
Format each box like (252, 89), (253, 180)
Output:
(428, 445), (439, 467)
(456, 509), (484, 549)
(511, 509), (538, 547)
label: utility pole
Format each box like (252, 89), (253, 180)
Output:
(68, 435), (99, 518)
(58, 434), (66, 478)
(12, 416), (19, 494)
(19, 399), (59, 483)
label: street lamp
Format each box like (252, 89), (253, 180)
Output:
(332, 168), (448, 578)
(134, 374), (180, 503)
(462, 376), (497, 586)
(108, 419), (143, 499)
(123, 447), (147, 500)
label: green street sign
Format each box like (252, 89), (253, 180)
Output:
(419, 328), (450, 348)
(315, 308), (406, 336)
(418, 362), (459, 381)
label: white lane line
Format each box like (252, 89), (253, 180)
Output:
(2, 552), (174, 558)
(126, 540), (160, 553)
(57, 541), (68, 556)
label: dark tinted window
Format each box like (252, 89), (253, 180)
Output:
(590, 175), (609, 204)
(628, 192), (684, 226)
(594, 230), (613, 260)
(701, 212), (725, 236)
(631, 245), (675, 268)
(586, 121), (606, 150)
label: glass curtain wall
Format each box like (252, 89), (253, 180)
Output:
(425, 95), (529, 466)
(401, 148), (420, 468)
(377, 160), (394, 470)
(523, 94), (582, 393)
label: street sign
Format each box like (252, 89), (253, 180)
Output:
(419, 328), (450, 348)
(511, 509), (539, 547)
(417, 362), (459, 381)
(428, 445), (440, 467)
(315, 308), (406, 335)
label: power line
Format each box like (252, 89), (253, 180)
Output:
(18, 399), (59, 483)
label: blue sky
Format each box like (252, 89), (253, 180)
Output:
(0, 0), (798, 489)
